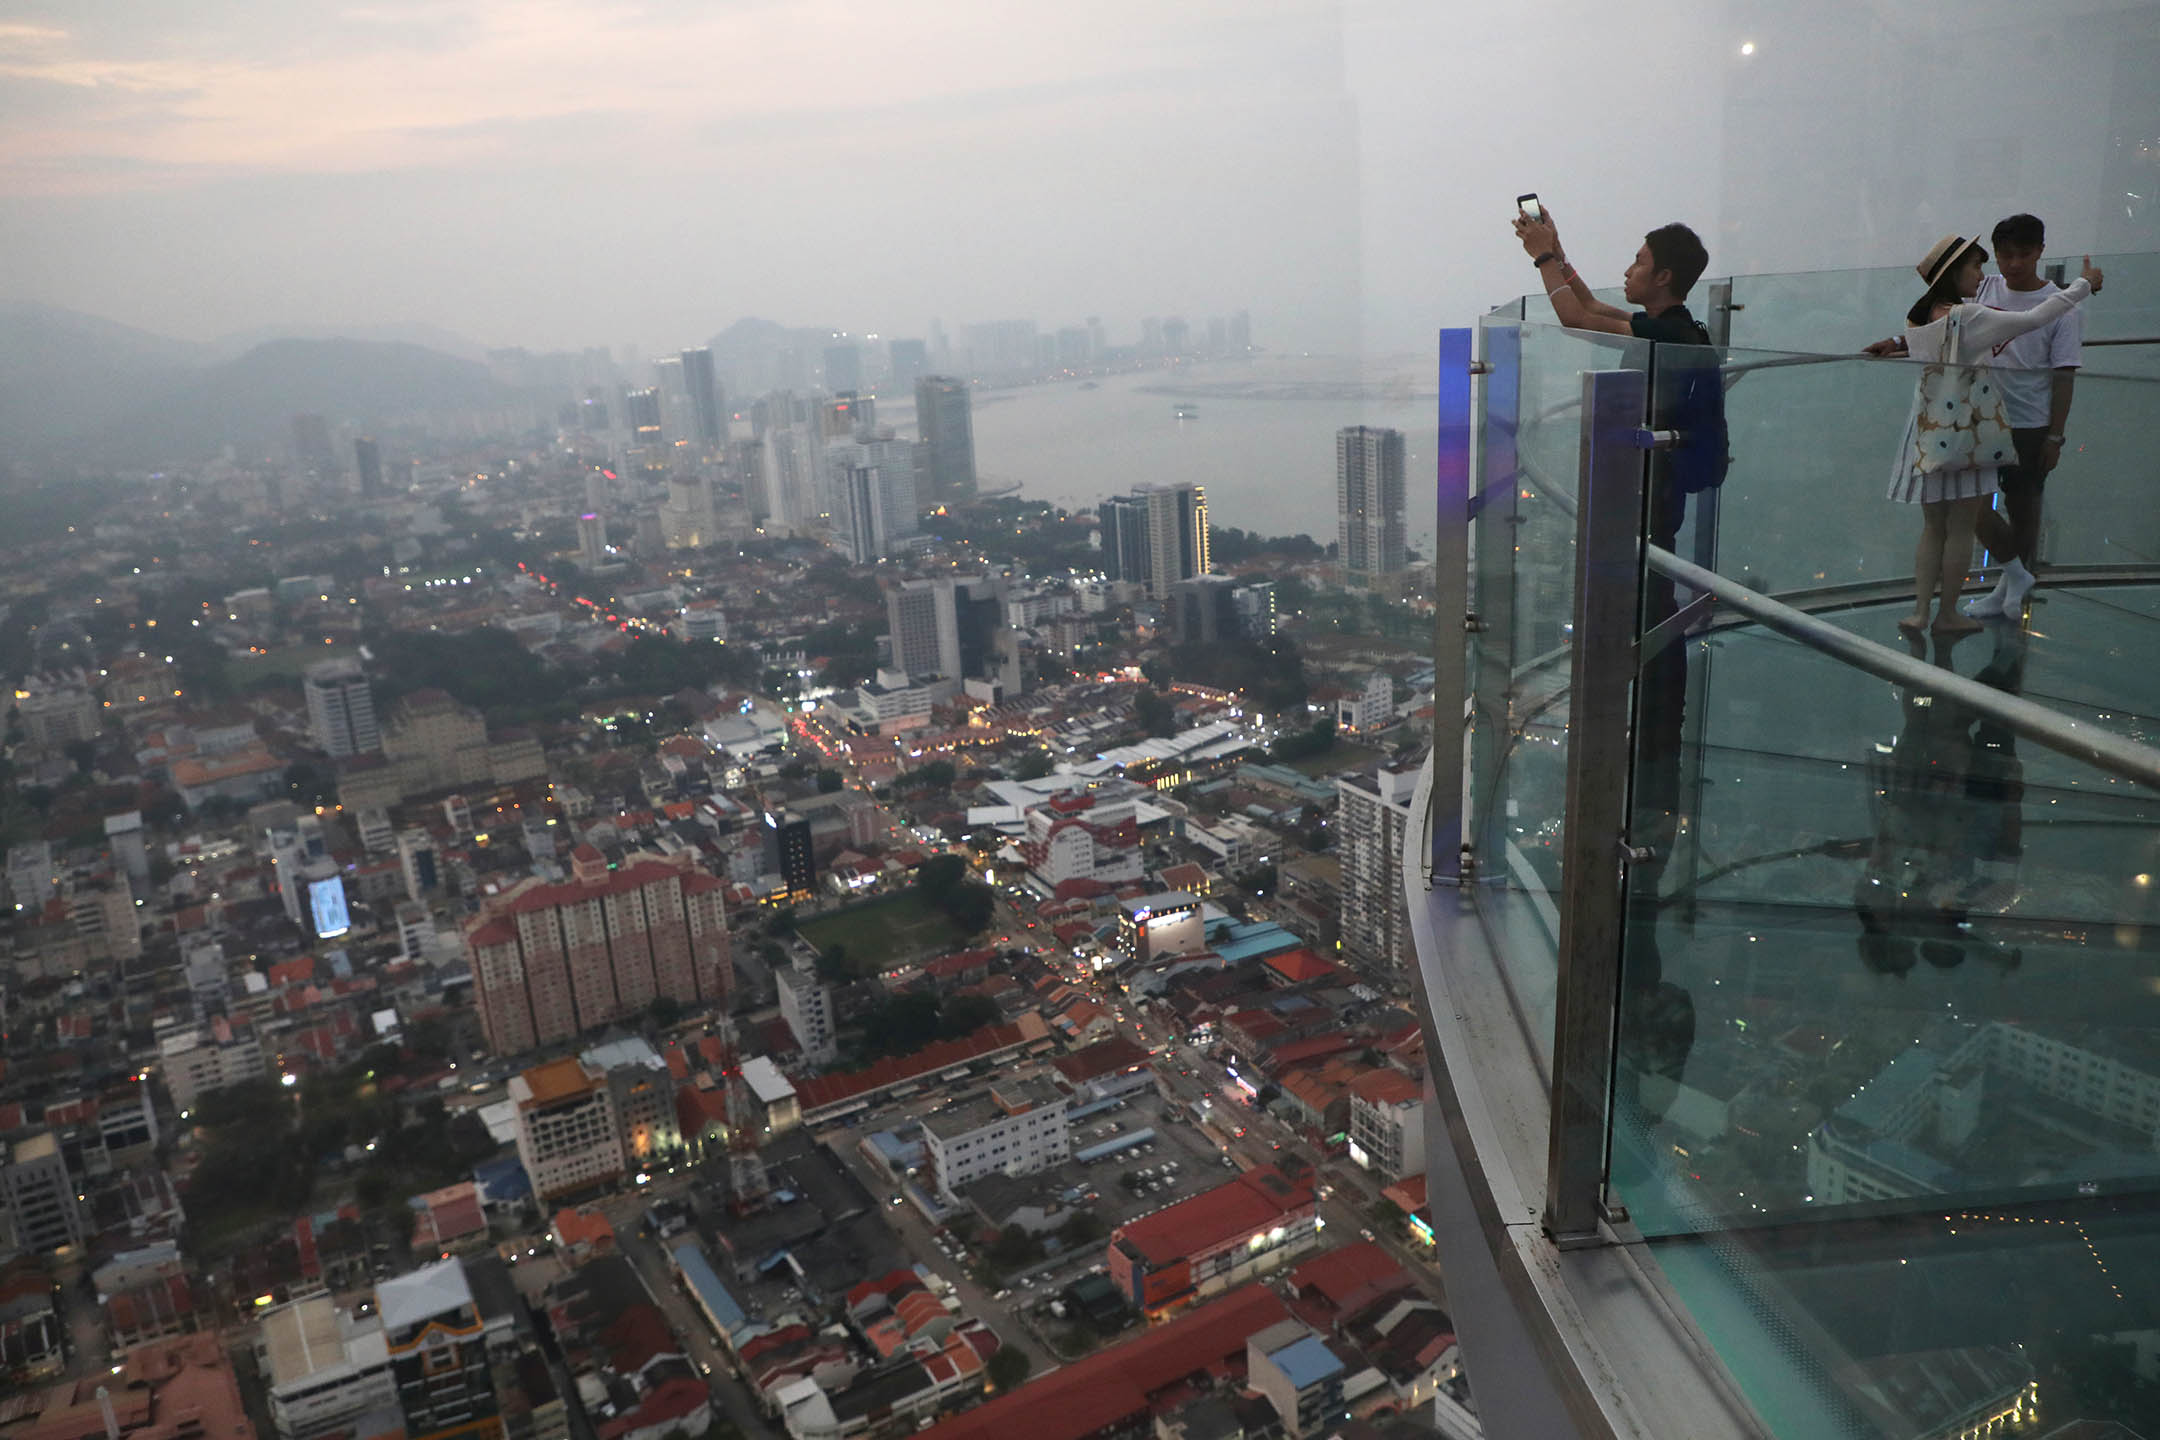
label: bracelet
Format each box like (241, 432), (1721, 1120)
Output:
(1532, 251), (1557, 268)
(2046, 433), (2065, 443)
(1547, 285), (1569, 299)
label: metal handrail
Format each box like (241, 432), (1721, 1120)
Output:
(1646, 544), (2160, 790)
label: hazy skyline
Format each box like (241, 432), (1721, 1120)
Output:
(2, 2), (2149, 359)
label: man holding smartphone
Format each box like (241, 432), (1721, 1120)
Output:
(1507, 199), (1715, 1125)
(1511, 199), (1711, 344)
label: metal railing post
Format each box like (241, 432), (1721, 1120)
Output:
(1431, 328), (1474, 883)
(1543, 366), (1648, 1245)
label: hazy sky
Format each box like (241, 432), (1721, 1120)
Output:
(0, 0), (2142, 357)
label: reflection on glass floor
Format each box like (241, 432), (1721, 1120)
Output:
(1604, 589), (2160, 1437)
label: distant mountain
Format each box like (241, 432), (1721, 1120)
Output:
(94, 338), (511, 461)
(0, 311), (513, 463)
(0, 303), (208, 454)
(0, 301), (206, 382)
(705, 315), (838, 357)
(206, 321), (489, 365)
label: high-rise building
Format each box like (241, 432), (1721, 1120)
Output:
(291, 414), (334, 470)
(914, 376), (976, 509)
(762, 810), (815, 897)
(888, 339), (928, 391)
(887, 578), (961, 679)
(377, 1260), (501, 1440)
(760, 422), (815, 534)
(952, 575), (1003, 678)
(0, 1131), (86, 1252)
(1233, 581), (1278, 637)
(624, 387), (666, 475)
(507, 1056), (625, 1201)
(577, 512), (607, 571)
(823, 342), (862, 393)
(828, 431), (919, 564)
(1169, 574), (1239, 646)
(679, 347), (726, 452)
(305, 657), (380, 757)
(650, 355), (688, 448)
(836, 466), (883, 566)
(919, 1072), (1069, 1203)
(1336, 425), (1407, 592)
(1098, 495), (1149, 587)
(463, 848), (731, 1057)
(1336, 763), (1418, 975)
(822, 391), (873, 438)
(354, 437), (383, 497)
(1106, 482), (1209, 598)
(776, 965), (836, 1065)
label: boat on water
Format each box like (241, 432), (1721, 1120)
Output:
(1174, 404), (1200, 420)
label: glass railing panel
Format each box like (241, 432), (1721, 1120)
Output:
(1724, 251), (2160, 350)
(2021, 366), (2160, 571)
(1463, 320), (1646, 1060)
(1608, 576), (2160, 1434)
(1659, 344), (1939, 596)
(1658, 340), (2160, 693)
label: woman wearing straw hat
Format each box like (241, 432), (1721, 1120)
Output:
(1884, 235), (2100, 634)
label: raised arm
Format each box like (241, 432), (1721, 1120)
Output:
(1954, 262), (2101, 353)
(1514, 209), (1633, 333)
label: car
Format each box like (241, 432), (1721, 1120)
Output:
(992, 1289), (1011, 1301)
(1360, 1229), (1377, 1242)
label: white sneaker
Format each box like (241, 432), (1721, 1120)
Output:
(2001, 557), (2036, 609)
(1966, 575), (2010, 619)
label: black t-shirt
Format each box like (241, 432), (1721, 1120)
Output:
(1629, 304), (1710, 346)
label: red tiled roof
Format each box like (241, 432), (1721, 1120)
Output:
(845, 1268), (922, 1308)
(791, 1015), (1050, 1113)
(268, 956), (316, 987)
(919, 1286), (1287, 1440)
(596, 1375), (707, 1440)
(1383, 1174), (1429, 1215)
(1350, 1068), (1421, 1107)
(1158, 863), (1209, 892)
(1049, 1035), (1151, 1085)
(1266, 1034), (1358, 1071)
(1288, 1241), (1408, 1309)
(1112, 1167), (1313, 1267)
(1262, 948), (1338, 984)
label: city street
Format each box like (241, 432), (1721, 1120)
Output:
(813, 1130), (1056, 1376)
(612, 1216), (779, 1440)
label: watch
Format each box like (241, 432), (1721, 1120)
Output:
(1532, 252), (1557, 269)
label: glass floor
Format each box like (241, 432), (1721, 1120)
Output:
(1493, 585), (2160, 1435)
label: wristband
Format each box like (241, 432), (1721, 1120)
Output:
(1547, 285), (1568, 299)
(1532, 252), (1557, 269)
(2046, 434), (2065, 443)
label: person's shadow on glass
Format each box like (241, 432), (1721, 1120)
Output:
(1853, 625), (2028, 975)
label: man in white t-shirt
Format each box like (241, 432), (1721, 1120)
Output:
(1968, 212), (2083, 617)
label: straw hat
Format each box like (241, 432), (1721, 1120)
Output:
(1916, 234), (1987, 292)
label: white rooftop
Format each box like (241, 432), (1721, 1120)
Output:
(581, 1035), (666, 1073)
(262, 1295), (389, 1388)
(741, 1056), (796, 1105)
(377, 1257), (473, 1333)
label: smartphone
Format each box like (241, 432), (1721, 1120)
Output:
(1517, 193), (1543, 222)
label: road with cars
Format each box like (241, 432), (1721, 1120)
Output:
(812, 1125), (1056, 1375)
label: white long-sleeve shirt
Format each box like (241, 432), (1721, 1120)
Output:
(1903, 276), (2092, 366)
(1886, 277), (2093, 502)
